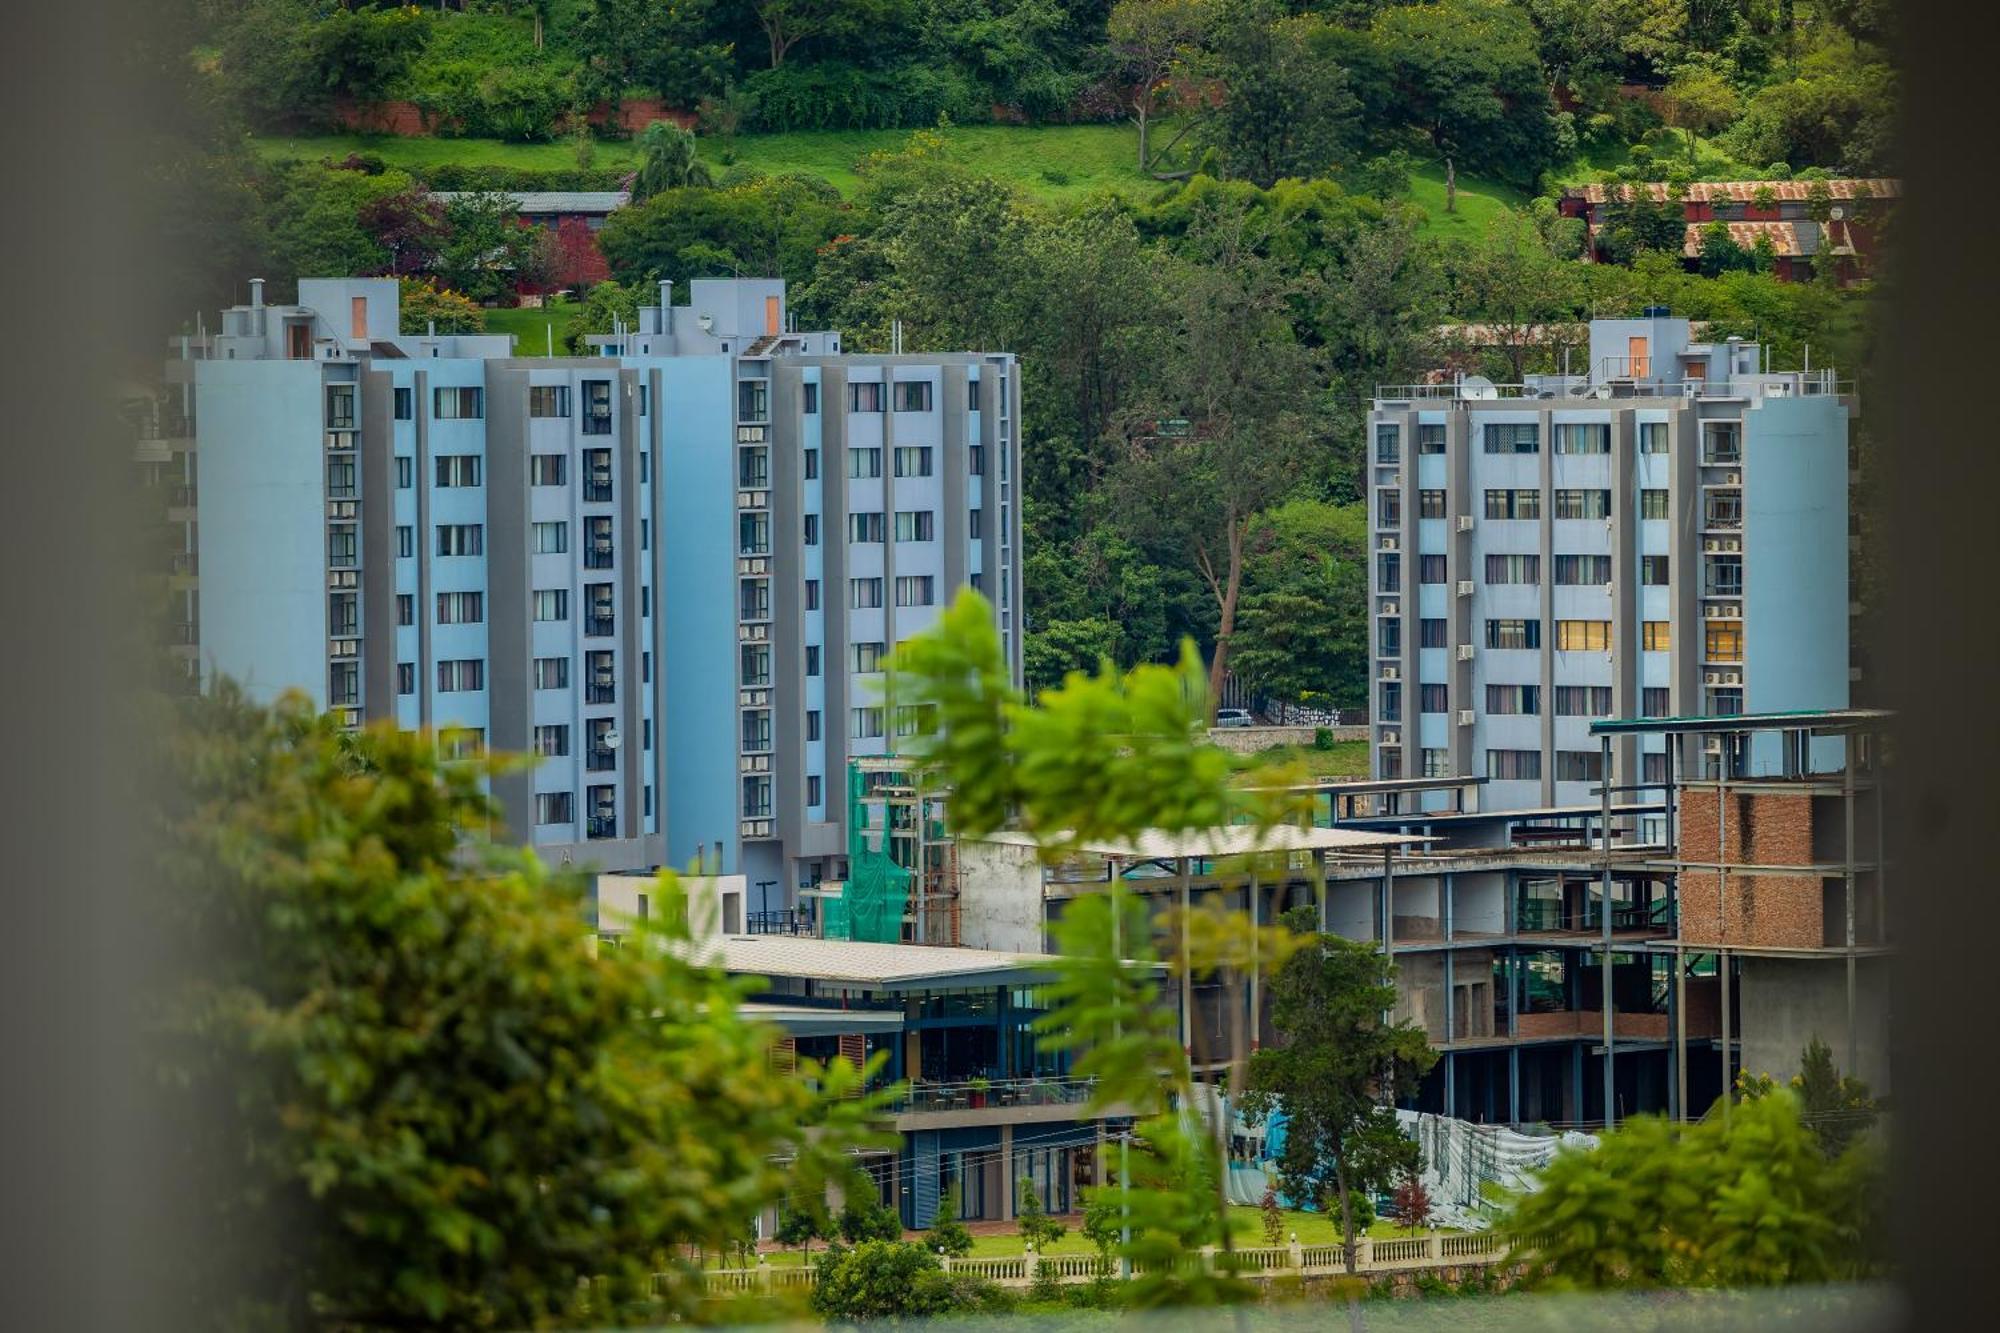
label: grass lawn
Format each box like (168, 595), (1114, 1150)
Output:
(252, 124), (1534, 222)
(1238, 739), (1371, 780)
(478, 298), (579, 354)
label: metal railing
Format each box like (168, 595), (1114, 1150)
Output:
(887, 1074), (1097, 1115)
(1375, 365), (1850, 403)
(585, 616), (616, 637)
(587, 815), (617, 839)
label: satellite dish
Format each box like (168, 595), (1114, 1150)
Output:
(1829, 206), (1846, 221)
(1461, 375), (1498, 400)
(602, 730), (621, 750)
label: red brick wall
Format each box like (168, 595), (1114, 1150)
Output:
(1678, 789), (1822, 948)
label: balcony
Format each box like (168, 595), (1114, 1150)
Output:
(887, 1075), (1099, 1116)
(585, 614), (615, 637)
(584, 544), (614, 570)
(171, 552), (199, 574)
(587, 815), (617, 839)
(583, 479), (613, 503)
(587, 746), (616, 773)
(586, 682), (615, 705)
(168, 484), (197, 509)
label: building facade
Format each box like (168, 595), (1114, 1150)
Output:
(1367, 312), (1854, 810)
(155, 275), (1022, 902)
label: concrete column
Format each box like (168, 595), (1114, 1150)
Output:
(1000, 1124), (1015, 1219)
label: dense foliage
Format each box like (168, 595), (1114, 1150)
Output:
(151, 683), (894, 1327)
(810, 1240), (1011, 1320)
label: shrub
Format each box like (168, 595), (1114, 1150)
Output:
(1016, 1176), (1067, 1250)
(397, 277), (485, 335)
(1313, 727), (1335, 751)
(837, 1196), (903, 1245)
(925, 1184), (975, 1258)
(810, 1242), (1004, 1321)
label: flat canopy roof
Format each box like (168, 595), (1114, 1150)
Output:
(740, 1001), (905, 1037)
(695, 935), (1066, 990)
(1591, 708), (1893, 738)
(978, 824), (1432, 860)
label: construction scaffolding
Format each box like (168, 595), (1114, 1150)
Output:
(827, 757), (961, 945)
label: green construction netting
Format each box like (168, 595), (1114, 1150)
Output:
(823, 763), (911, 943)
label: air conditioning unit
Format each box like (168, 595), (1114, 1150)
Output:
(1457, 709), (1476, 726)
(1455, 515), (1476, 532)
(1380, 600), (1400, 617)
(1380, 535), (1400, 551)
(1382, 730), (1401, 747)
(1382, 664), (1400, 681)
(1456, 644), (1476, 661)
(1456, 580), (1475, 597)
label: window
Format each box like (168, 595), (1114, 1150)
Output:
(1486, 618), (1540, 649)
(534, 657), (569, 689)
(1486, 553), (1540, 584)
(436, 524), (483, 556)
(326, 385), (356, 429)
(433, 387), (483, 419)
(1420, 683), (1448, 713)
(1642, 555), (1670, 585)
(440, 729), (486, 763)
(1705, 491), (1742, 529)
(1644, 687), (1671, 716)
(1553, 423), (1610, 454)
(1484, 489), (1540, 519)
(1379, 748), (1403, 779)
(535, 792), (573, 825)
(742, 776), (772, 818)
(803, 514), (819, 546)
(395, 456), (413, 489)
(582, 379), (612, 433)
(738, 379), (769, 421)
(1483, 423), (1539, 454)
(849, 577), (884, 609)
(848, 381), (884, 413)
(585, 651), (614, 703)
(328, 661), (358, 706)
(1375, 425), (1400, 462)
(531, 454), (566, 486)
(1419, 554), (1446, 584)
(894, 446), (933, 477)
(1556, 750), (1604, 783)
(1378, 490), (1401, 526)
(1641, 489), (1670, 520)
(805, 579), (820, 611)
(641, 586), (650, 618)
(587, 786), (615, 837)
(737, 514), (766, 556)
(393, 387), (412, 420)
(1705, 621), (1743, 662)
(638, 385), (649, 417)
(586, 583), (615, 634)
(1555, 685), (1613, 717)
(327, 526), (357, 568)
(893, 381), (933, 412)
(1419, 489), (1447, 519)
(1706, 555), (1742, 596)
(804, 710), (824, 743)
(535, 725), (570, 757)
(533, 589), (569, 622)
(397, 526), (414, 558)
(1378, 618), (1400, 656)
(529, 385), (571, 418)
(328, 592), (357, 637)
(1486, 684), (1541, 715)
(807, 775), (823, 807)
(895, 575), (935, 607)
(967, 378), (982, 411)
(1640, 421), (1670, 453)
(1556, 619), (1610, 650)
(847, 512), (885, 543)
(969, 444), (986, 475)
(741, 643), (771, 687)
(1488, 749), (1542, 780)
(969, 508), (983, 539)
(850, 641), (886, 673)
(1643, 620), (1671, 651)
(1418, 423), (1446, 454)
(396, 663), (415, 695)
(804, 449), (819, 480)
(1702, 422), (1742, 465)
(326, 458), (356, 498)
(1554, 554), (1611, 585)
(1421, 748), (1451, 777)
(1706, 687), (1744, 716)
(436, 658), (483, 692)
(850, 706), (885, 738)
(805, 645), (820, 677)
(1643, 751), (1669, 784)
(848, 448), (882, 478)
(1379, 682), (1401, 723)
(437, 591), (484, 625)
(396, 593), (413, 626)
(803, 382), (819, 414)
(1420, 618), (1447, 648)
(1378, 553), (1400, 592)
(1554, 489), (1611, 520)
(533, 521), (568, 554)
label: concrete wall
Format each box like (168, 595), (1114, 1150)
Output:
(1738, 954), (1891, 1092)
(595, 871), (746, 939)
(1205, 725), (1366, 753)
(957, 839), (1048, 954)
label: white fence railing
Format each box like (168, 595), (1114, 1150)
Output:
(692, 1231), (1515, 1294)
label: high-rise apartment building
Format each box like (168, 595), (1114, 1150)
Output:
(1366, 311), (1854, 811)
(152, 276), (1021, 909)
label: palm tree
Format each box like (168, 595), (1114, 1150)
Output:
(630, 121), (713, 203)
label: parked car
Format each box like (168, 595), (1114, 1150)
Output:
(1214, 708), (1254, 728)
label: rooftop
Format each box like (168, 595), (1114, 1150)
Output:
(738, 1001), (905, 1037)
(430, 190), (629, 214)
(1589, 707), (1893, 738)
(1569, 177), (1900, 205)
(691, 935), (1068, 990)
(977, 824), (1433, 861)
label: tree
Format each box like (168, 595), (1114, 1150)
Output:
(1016, 1175), (1067, 1250)
(1244, 908), (1438, 1275)
(1197, 1), (1359, 188)
(751, 0), (893, 69)
(597, 174), (848, 294)
(630, 120), (714, 202)
(1108, 0), (1214, 173)
(1660, 65), (1740, 163)
(1111, 204), (1324, 710)
(152, 684), (893, 1327)
(838, 1194), (905, 1244)
(397, 277), (486, 334)
(1259, 1185), (1285, 1245)
(810, 1241), (1005, 1321)
(1226, 500), (1368, 710)
(1445, 210), (1583, 381)
(1504, 1091), (1886, 1288)
(1370, 0), (1561, 188)
(1738, 1035), (1880, 1160)
(1391, 1169), (1433, 1234)
(925, 1183), (975, 1257)
(777, 1203), (831, 1256)
(356, 185), (449, 276)
(434, 192), (546, 303)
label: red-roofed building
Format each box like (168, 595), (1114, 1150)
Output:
(1561, 178), (1899, 283)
